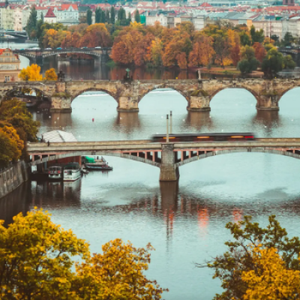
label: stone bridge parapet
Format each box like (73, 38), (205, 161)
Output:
(1, 78), (300, 113)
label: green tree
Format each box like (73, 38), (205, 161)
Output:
(261, 47), (284, 78)
(26, 6), (37, 39)
(204, 215), (300, 300)
(87, 9), (92, 25)
(117, 7), (126, 21)
(283, 54), (296, 69)
(95, 7), (101, 23)
(250, 25), (264, 44)
(105, 9), (110, 23)
(282, 32), (294, 46)
(110, 6), (115, 24)
(134, 9), (141, 23)
(239, 31), (251, 46)
(101, 10), (106, 23)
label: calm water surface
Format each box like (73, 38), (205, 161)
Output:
(2, 42), (300, 299)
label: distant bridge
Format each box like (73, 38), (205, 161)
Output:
(1, 78), (300, 113)
(13, 47), (112, 63)
(27, 138), (300, 181)
(0, 30), (28, 40)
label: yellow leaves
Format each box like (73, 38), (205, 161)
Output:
(0, 210), (166, 299)
(242, 246), (300, 300)
(44, 68), (57, 81)
(19, 64), (43, 81)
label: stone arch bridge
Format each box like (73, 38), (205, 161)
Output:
(28, 138), (300, 181)
(1, 78), (300, 113)
(13, 48), (111, 64)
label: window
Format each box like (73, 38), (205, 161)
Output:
(5, 76), (10, 82)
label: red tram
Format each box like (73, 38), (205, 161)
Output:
(151, 132), (256, 142)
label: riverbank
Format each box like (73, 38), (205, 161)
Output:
(0, 161), (29, 199)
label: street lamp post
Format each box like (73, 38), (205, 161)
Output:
(166, 114), (169, 143)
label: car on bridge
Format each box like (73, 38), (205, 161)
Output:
(45, 48), (52, 50)
(56, 47), (62, 50)
(81, 47), (88, 49)
(95, 46), (101, 49)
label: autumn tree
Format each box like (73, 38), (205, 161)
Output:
(0, 125), (23, 168)
(205, 215), (300, 300)
(19, 64), (43, 81)
(150, 37), (163, 67)
(188, 34), (215, 67)
(74, 238), (167, 299)
(0, 209), (167, 299)
(242, 246), (300, 300)
(213, 35), (231, 68)
(253, 42), (266, 63)
(0, 99), (40, 143)
(0, 209), (90, 299)
(79, 23), (112, 48)
(44, 68), (58, 80)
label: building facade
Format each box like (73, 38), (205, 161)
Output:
(0, 48), (20, 82)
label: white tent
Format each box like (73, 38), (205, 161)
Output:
(42, 130), (77, 142)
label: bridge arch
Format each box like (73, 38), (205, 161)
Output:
(71, 88), (118, 104)
(3, 85), (51, 101)
(31, 151), (161, 168)
(279, 86), (300, 102)
(42, 51), (101, 59)
(210, 86), (259, 104)
(138, 85), (190, 105)
(176, 149), (300, 167)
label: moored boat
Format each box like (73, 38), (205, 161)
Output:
(83, 156), (113, 171)
(63, 162), (81, 181)
(48, 166), (63, 180)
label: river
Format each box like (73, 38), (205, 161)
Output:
(1, 42), (300, 299)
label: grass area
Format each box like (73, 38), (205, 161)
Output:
(200, 66), (263, 77)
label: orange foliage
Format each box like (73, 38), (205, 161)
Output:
(176, 52), (187, 69)
(231, 43), (241, 67)
(188, 35), (214, 67)
(253, 42), (267, 63)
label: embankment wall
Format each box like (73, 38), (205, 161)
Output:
(0, 161), (29, 199)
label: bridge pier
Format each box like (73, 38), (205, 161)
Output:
(50, 82), (72, 113)
(188, 95), (211, 112)
(117, 96), (139, 112)
(257, 94), (280, 111)
(160, 144), (179, 182)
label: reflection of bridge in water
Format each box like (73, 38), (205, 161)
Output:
(28, 138), (300, 181)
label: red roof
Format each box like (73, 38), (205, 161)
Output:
(200, 2), (212, 7)
(45, 7), (56, 17)
(61, 3), (78, 10)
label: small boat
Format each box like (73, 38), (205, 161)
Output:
(63, 162), (81, 181)
(83, 156), (113, 171)
(81, 168), (89, 174)
(48, 166), (63, 180)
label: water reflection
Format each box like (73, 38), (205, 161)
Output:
(31, 180), (81, 208)
(183, 111), (214, 131)
(0, 182), (30, 225)
(114, 112), (141, 134)
(252, 111), (281, 136)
